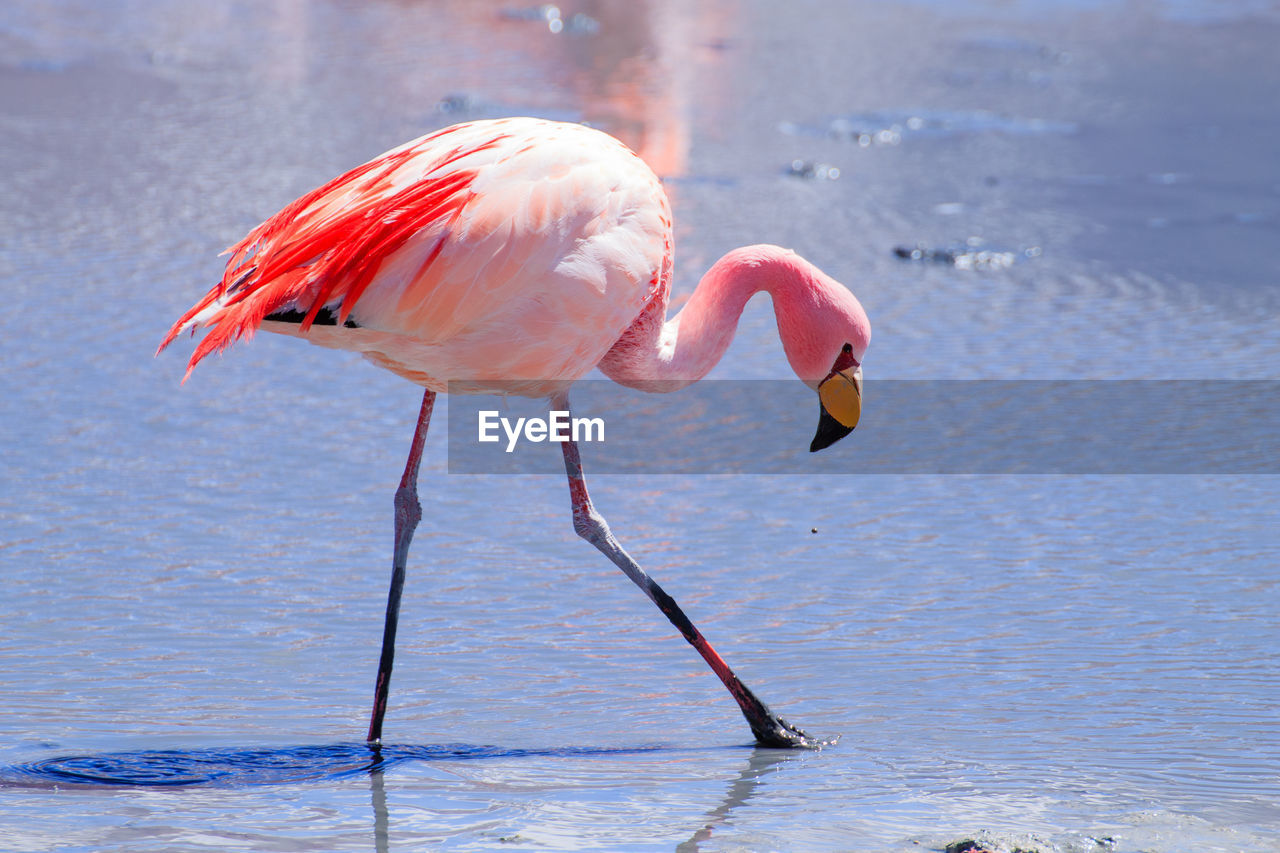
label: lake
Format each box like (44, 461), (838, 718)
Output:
(1, 1), (1277, 850)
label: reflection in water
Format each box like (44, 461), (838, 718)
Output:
(370, 769), (389, 853)
(677, 748), (797, 852)
(2, 742), (663, 788)
(416, 0), (714, 176)
(6, 742), (796, 852)
(285, 0), (716, 177)
(551, 0), (695, 176)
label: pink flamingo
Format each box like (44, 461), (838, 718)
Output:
(159, 117), (869, 748)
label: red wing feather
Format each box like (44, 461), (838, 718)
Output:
(158, 126), (508, 377)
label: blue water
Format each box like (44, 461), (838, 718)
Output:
(2, 1), (1278, 851)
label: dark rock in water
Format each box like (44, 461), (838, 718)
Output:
(943, 839), (1045, 853)
(945, 842), (996, 853)
(780, 111), (1077, 145)
(438, 93), (477, 114)
(894, 244), (953, 263)
(893, 242), (1038, 270)
(786, 159), (840, 180)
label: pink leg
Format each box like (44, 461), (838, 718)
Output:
(553, 393), (813, 748)
(367, 389), (436, 744)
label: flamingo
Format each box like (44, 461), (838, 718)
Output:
(158, 117), (870, 749)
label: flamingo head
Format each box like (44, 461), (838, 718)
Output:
(762, 250), (869, 452)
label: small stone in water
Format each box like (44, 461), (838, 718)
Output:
(892, 242), (1023, 270)
(787, 160), (840, 180)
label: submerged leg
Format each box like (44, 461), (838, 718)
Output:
(367, 389), (436, 744)
(553, 393), (813, 748)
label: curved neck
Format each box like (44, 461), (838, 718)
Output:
(598, 245), (815, 391)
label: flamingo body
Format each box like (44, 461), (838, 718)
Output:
(162, 118), (673, 396)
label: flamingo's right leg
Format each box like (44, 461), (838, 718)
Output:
(552, 394), (814, 749)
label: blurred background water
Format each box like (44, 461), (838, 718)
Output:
(1, 1), (1277, 851)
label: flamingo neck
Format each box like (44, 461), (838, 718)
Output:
(599, 244), (828, 391)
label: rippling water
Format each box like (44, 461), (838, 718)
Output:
(2, 1), (1277, 851)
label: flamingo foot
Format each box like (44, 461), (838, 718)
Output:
(749, 714), (817, 749)
(732, 679), (830, 748)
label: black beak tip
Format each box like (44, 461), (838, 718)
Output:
(810, 406), (855, 453)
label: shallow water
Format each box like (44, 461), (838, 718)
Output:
(2, 1), (1278, 851)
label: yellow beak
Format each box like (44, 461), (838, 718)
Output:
(811, 365), (862, 452)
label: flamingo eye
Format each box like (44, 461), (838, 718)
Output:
(828, 342), (859, 375)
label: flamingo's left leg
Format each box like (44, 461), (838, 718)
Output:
(552, 393), (814, 749)
(367, 388), (436, 744)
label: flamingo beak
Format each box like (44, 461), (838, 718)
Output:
(810, 365), (862, 452)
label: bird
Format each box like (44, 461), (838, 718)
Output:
(158, 117), (870, 749)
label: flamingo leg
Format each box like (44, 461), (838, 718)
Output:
(367, 388), (436, 744)
(553, 394), (813, 748)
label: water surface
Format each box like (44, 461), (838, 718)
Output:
(1, 1), (1277, 850)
